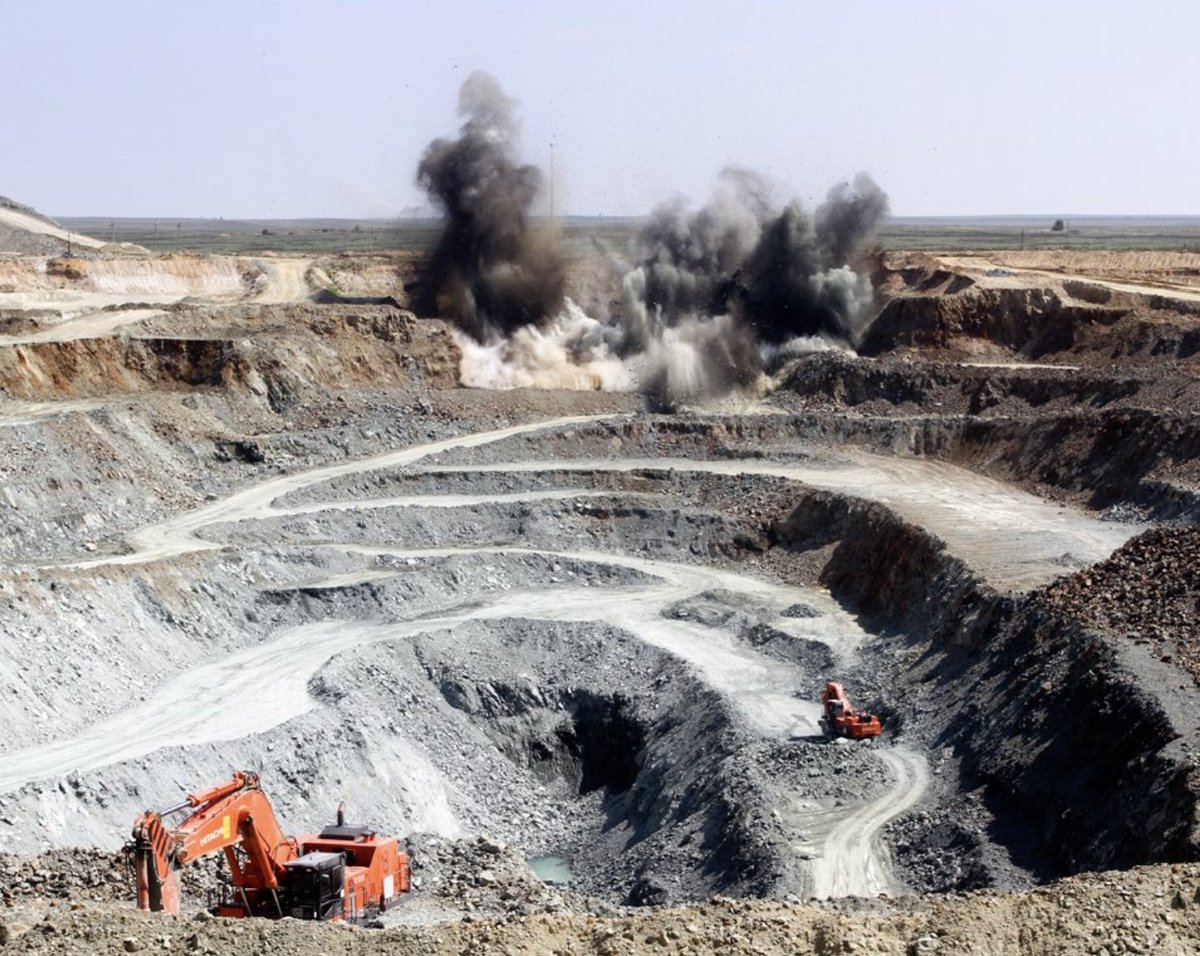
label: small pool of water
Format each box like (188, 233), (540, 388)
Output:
(529, 854), (573, 885)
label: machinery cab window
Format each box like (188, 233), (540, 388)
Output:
(282, 852), (346, 921)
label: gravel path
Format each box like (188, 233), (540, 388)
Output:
(427, 453), (1141, 590)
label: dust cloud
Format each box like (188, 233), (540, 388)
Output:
(415, 71), (566, 340)
(416, 74), (888, 407)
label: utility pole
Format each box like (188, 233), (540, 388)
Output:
(549, 142), (555, 222)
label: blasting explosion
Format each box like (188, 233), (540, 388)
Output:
(416, 73), (889, 406)
(415, 71), (565, 340)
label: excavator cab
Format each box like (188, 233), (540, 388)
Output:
(281, 852), (346, 921)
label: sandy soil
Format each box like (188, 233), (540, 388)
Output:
(974, 249), (1200, 287)
(936, 252), (1200, 301)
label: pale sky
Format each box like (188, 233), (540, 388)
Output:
(5, 0), (1196, 218)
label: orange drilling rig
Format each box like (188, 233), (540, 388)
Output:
(127, 771), (410, 922)
(820, 681), (883, 739)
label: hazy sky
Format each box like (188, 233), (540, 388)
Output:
(5, 1), (1196, 218)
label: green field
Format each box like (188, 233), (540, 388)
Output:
(57, 217), (443, 255)
(57, 215), (1200, 256)
(880, 216), (1200, 252)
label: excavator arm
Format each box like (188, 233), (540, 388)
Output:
(128, 771), (299, 915)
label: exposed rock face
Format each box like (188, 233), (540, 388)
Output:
(0, 243), (1199, 953)
(776, 488), (1200, 875)
(0, 306), (459, 402)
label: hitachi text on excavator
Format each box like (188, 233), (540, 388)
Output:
(126, 771), (410, 923)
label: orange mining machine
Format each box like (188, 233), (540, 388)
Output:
(127, 771), (410, 923)
(820, 681), (883, 739)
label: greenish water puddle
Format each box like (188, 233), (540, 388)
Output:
(529, 855), (573, 885)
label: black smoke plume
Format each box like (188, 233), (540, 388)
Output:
(415, 72), (565, 339)
(414, 74), (889, 407)
(623, 170), (888, 355)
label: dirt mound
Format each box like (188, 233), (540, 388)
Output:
(0, 862), (1197, 954)
(0, 850), (130, 905)
(0, 197), (105, 256)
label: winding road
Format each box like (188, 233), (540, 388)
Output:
(807, 748), (930, 898)
(425, 454), (1141, 591)
(4, 413), (1139, 896)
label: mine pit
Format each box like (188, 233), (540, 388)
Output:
(1, 212), (1199, 952)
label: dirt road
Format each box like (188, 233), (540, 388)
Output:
(0, 308), (165, 345)
(807, 747), (929, 898)
(7, 412), (938, 898)
(0, 541), (908, 897)
(59, 415), (616, 569)
(937, 253), (1200, 302)
(0, 397), (110, 426)
(426, 454), (1140, 591)
(252, 257), (311, 303)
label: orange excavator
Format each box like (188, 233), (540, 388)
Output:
(820, 681), (882, 739)
(127, 771), (410, 922)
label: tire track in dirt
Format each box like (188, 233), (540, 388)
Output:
(807, 747), (930, 898)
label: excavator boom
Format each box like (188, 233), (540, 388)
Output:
(129, 771), (297, 917)
(127, 771), (409, 922)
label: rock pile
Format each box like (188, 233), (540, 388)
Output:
(0, 850), (224, 910)
(403, 834), (592, 920)
(0, 850), (128, 905)
(1042, 528), (1200, 682)
(2, 861), (1198, 955)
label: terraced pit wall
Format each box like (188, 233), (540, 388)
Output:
(0, 306), (460, 403)
(774, 489), (1200, 875)
(775, 361), (1200, 521)
(864, 275), (1200, 360)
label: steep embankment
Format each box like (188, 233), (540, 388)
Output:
(0, 196), (106, 255)
(773, 352), (1200, 521)
(774, 490), (1200, 877)
(864, 252), (1200, 363)
(0, 306), (459, 404)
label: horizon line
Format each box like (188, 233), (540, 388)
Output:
(54, 212), (1200, 224)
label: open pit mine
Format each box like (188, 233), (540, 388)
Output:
(0, 192), (1199, 955)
